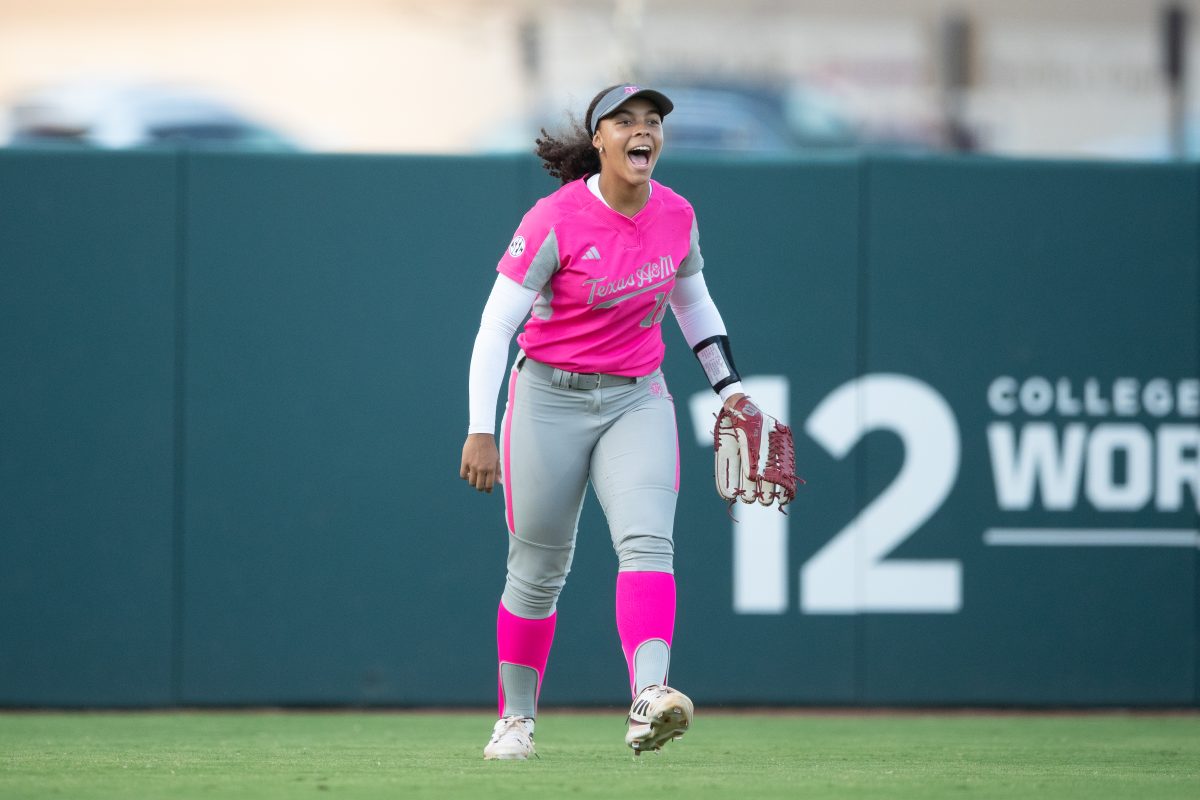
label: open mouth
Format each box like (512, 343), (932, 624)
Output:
(628, 144), (652, 168)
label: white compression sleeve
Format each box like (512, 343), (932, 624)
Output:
(669, 272), (745, 401)
(468, 275), (538, 434)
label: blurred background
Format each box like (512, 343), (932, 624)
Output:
(0, 0), (1196, 159)
(2, 1), (1198, 711)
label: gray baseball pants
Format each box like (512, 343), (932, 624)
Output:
(498, 355), (679, 620)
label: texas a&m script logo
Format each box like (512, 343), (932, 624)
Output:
(581, 255), (676, 307)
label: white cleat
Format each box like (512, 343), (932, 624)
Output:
(483, 715), (536, 760)
(625, 684), (693, 755)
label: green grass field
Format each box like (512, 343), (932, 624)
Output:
(2, 710), (1197, 799)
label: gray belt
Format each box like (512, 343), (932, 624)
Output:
(519, 357), (638, 390)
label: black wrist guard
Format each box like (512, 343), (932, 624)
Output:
(692, 335), (741, 394)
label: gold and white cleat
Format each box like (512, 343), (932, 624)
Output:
(483, 715), (536, 760)
(624, 684), (693, 755)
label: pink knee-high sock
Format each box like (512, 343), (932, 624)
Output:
(496, 601), (556, 717)
(615, 571), (676, 696)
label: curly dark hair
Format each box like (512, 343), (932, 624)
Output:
(534, 85), (619, 185)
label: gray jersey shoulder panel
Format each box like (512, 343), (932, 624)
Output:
(521, 228), (560, 292)
(677, 215), (704, 278)
(531, 287), (554, 321)
(524, 228), (559, 320)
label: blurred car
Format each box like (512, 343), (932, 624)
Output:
(3, 80), (298, 151)
(656, 85), (834, 155)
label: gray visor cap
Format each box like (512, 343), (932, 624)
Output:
(590, 85), (674, 135)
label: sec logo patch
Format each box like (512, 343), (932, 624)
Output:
(507, 235), (526, 258)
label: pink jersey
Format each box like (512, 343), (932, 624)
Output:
(497, 178), (704, 376)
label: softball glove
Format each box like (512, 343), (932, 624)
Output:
(714, 396), (798, 508)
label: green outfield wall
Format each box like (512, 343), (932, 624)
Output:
(1, 150), (1196, 707)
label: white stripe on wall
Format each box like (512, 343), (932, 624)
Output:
(982, 528), (1200, 547)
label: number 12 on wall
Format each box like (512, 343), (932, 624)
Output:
(688, 374), (962, 615)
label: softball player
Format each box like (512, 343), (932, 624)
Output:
(460, 84), (748, 760)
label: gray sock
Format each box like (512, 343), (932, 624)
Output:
(632, 638), (670, 694)
(499, 662), (539, 719)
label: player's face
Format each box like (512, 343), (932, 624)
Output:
(593, 99), (664, 186)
